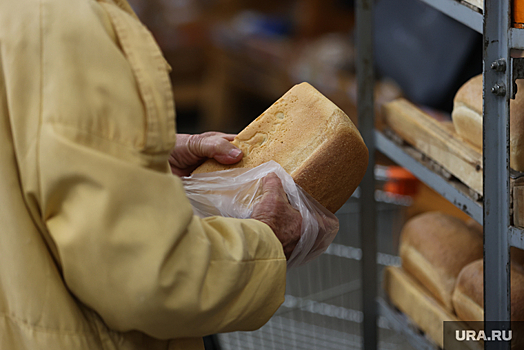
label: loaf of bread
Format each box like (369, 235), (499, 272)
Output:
(451, 74), (524, 171)
(399, 212), (483, 312)
(453, 259), (524, 321)
(193, 82), (369, 213)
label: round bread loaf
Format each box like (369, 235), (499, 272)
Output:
(193, 82), (369, 213)
(451, 74), (524, 171)
(399, 211), (483, 312)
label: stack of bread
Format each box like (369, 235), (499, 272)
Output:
(397, 211), (524, 348)
(399, 212), (483, 312)
(193, 82), (369, 214)
(451, 74), (524, 172)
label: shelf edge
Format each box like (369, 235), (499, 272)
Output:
(375, 130), (483, 224)
(418, 0), (482, 33)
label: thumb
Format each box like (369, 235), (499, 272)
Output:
(260, 173), (288, 199)
(212, 140), (243, 164)
(261, 173), (282, 190)
(188, 133), (243, 164)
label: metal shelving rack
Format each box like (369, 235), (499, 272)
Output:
(357, 0), (524, 349)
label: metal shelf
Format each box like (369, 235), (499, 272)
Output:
(376, 130), (524, 252)
(358, 0), (514, 348)
(418, 0), (482, 33)
(418, 1), (524, 49)
(510, 226), (524, 250)
(510, 28), (524, 49)
(375, 130), (483, 224)
(417, 0), (524, 50)
(377, 298), (439, 350)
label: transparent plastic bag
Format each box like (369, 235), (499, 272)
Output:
(182, 161), (339, 268)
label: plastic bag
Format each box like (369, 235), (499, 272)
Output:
(182, 161), (339, 269)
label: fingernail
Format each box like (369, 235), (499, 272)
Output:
(229, 148), (242, 158)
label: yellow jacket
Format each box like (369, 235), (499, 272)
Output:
(0, 0), (286, 349)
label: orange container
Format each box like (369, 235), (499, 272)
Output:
(514, 0), (524, 28)
(384, 166), (420, 197)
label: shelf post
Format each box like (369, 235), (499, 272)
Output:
(356, 0), (377, 349)
(483, 0), (512, 349)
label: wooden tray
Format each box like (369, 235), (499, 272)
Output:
(383, 98), (482, 195)
(383, 266), (482, 350)
(383, 98), (524, 228)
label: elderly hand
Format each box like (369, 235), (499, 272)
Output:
(251, 173), (302, 260)
(169, 132), (243, 177)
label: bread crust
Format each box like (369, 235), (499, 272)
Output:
(193, 83), (368, 213)
(399, 212), (483, 312)
(452, 104), (483, 149)
(453, 259), (524, 349)
(452, 74), (524, 171)
(453, 259), (524, 324)
(452, 287), (484, 325)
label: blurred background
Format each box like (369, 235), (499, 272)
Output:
(127, 0), (481, 135)
(125, 0), (483, 349)
(127, 0), (390, 135)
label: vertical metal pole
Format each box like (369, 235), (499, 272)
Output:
(356, 0), (377, 349)
(483, 0), (511, 349)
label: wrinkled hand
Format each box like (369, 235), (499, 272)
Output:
(251, 173), (302, 260)
(169, 132), (243, 177)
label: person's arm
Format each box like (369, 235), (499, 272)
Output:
(40, 124), (288, 339)
(34, 0), (292, 340)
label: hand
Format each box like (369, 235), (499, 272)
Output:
(251, 173), (302, 260)
(169, 132), (243, 177)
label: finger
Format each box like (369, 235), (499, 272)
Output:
(199, 131), (237, 141)
(221, 134), (237, 141)
(189, 134), (231, 160)
(261, 173), (282, 190)
(199, 137), (243, 164)
(261, 173), (288, 200)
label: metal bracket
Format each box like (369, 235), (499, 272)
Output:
(491, 58), (507, 72)
(490, 58), (508, 97)
(492, 83), (507, 96)
(511, 57), (524, 99)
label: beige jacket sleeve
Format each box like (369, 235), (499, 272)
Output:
(22, 0), (286, 340)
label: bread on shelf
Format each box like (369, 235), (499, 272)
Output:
(193, 82), (369, 213)
(453, 259), (524, 321)
(399, 212), (483, 312)
(452, 259), (524, 349)
(452, 247), (524, 322)
(451, 74), (524, 171)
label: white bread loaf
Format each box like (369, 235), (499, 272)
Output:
(193, 83), (369, 213)
(452, 260), (485, 323)
(399, 212), (483, 312)
(451, 74), (524, 171)
(452, 247), (524, 318)
(452, 259), (524, 349)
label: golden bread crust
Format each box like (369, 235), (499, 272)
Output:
(452, 75), (524, 171)
(453, 259), (524, 322)
(193, 82), (368, 213)
(399, 212), (483, 312)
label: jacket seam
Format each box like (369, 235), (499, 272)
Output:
(100, 1), (176, 152)
(35, 0), (53, 328)
(100, 2), (156, 150)
(37, 0), (44, 221)
(0, 311), (99, 337)
(209, 257), (286, 263)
